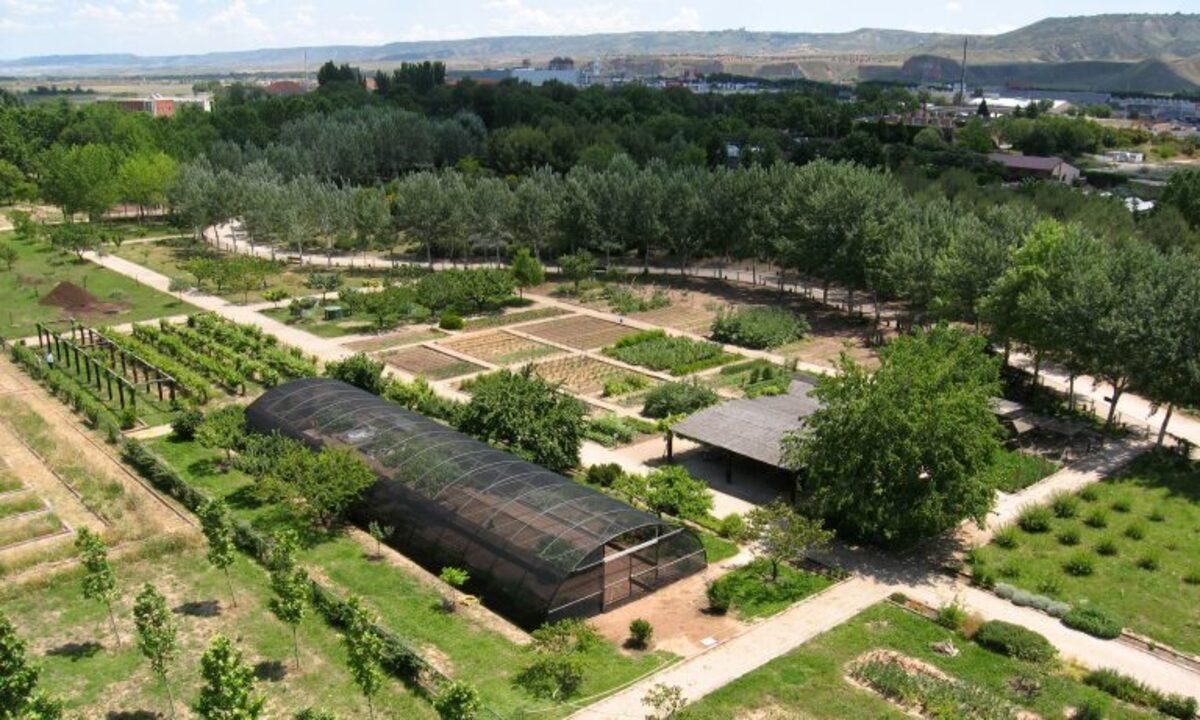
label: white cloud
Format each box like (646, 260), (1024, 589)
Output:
(482, 0), (636, 35)
(664, 6), (701, 31)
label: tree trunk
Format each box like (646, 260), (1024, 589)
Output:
(106, 604), (122, 647)
(1032, 354), (1041, 386)
(1156, 403), (1174, 447)
(225, 568), (237, 608)
(1068, 375), (1076, 412)
(162, 675), (177, 720)
(1103, 382), (1126, 433)
(292, 626), (301, 669)
(367, 695), (375, 720)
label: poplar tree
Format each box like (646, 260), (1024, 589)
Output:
(133, 583), (180, 719)
(0, 611), (63, 720)
(74, 528), (121, 647)
(342, 596), (384, 720)
(195, 635), (264, 720)
(199, 499), (237, 608)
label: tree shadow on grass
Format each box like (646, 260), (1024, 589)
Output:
(253, 660), (288, 682)
(106, 711), (160, 720)
(46, 641), (103, 661)
(225, 484), (264, 510)
(175, 599), (222, 618)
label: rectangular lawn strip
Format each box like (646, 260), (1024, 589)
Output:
(712, 559), (835, 619)
(0, 233), (196, 340)
(971, 452), (1200, 655)
(0, 511), (63, 548)
(259, 306), (376, 338)
(148, 438), (676, 718)
(462, 306), (568, 331)
(699, 533), (740, 563)
(520, 314), (640, 350)
(684, 602), (1155, 720)
(980, 448), (1059, 493)
(0, 535), (434, 719)
(0, 469), (23, 493)
(0, 492), (45, 519)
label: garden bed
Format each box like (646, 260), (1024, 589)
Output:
(602, 330), (738, 376)
(684, 602), (1157, 719)
(970, 452), (1200, 655)
(520, 315), (639, 350)
(462, 306), (567, 331)
(439, 330), (561, 366)
(530, 355), (658, 397)
(381, 346), (486, 381)
(343, 328), (447, 353)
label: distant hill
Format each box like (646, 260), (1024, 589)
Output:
(1, 14), (1197, 93)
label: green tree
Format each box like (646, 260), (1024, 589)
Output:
(74, 528), (121, 647)
(196, 406), (246, 461)
(133, 583), (180, 719)
(557, 250), (595, 292)
(47, 222), (98, 259)
(955, 118), (994, 153)
(194, 635), (264, 720)
(7, 210), (41, 243)
(305, 272), (343, 303)
(39, 143), (119, 221)
(457, 368), (587, 473)
(434, 681), (482, 720)
(744, 500), (834, 581)
(198, 499), (238, 608)
(367, 521), (394, 558)
(342, 596), (385, 720)
(0, 242), (16, 271)
(269, 565), (309, 670)
(0, 611), (63, 720)
(324, 353), (385, 395)
(783, 326), (1002, 547)
(0, 158), (34, 204)
(641, 466), (713, 521)
(510, 248), (545, 297)
(272, 447), (376, 529)
(1159, 167), (1200, 229)
(116, 150), (178, 220)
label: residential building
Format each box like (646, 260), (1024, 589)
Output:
(988, 153), (1081, 184)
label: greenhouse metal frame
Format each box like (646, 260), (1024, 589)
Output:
(246, 378), (706, 626)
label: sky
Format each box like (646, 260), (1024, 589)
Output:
(0, 0), (1196, 59)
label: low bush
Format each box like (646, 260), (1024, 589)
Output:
(1036, 577), (1063, 597)
(641, 381), (718, 419)
(514, 655), (584, 701)
(1123, 523), (1146, 541)
(993, 527), (1019, 549)
(584, 463), (624, 488)
(1056, 528), (1081, 546)
(1094, 538), (1119, 556)
(1062, 606), (1122, 639)
(1063, 553), (1095, 576)
(710, 307), (809, 350)
(1078, 486), (1099, 502)
(851, 656), (1019, 720)
(993, 582), (1016, 599)
(1083, 509), (1109, 529)
(1017, 506), (1053, 533)
(171, 408), (205, 441)
(1184, 570), (1200, 586)
(1050, 493), (1079, 519)
(1135, 555), (1159, 571)
(1110, 496), (1133, 513)
(603, 330), (734, 376)
(717, 514), (746, 541)
(1148, 507), (1167, 522)
(1074, 700), (1105, 720)
(1084, 668), (1198, 719)
(601, 374), (649, 398)
(706, 580), (734, 614)
(438, 311), (464, 330)
(628, 619), (653, 649)
(935, 599), (968, 630)
(974, 620), (1057, 663)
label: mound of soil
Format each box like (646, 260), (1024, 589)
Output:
(38, 281), (127, 315)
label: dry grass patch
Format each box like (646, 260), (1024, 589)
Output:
(382, 345), (486, 380)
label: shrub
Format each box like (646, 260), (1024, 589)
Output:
(999, 560), (1022, 579)
(974, 621), (1057, 663)
(1046, 602), (1071, 618)
(641, 381), (718, 419)
(717, 514), (746, 541)
(628, 619), (653, 649)
(118, 406), (138, 430)
(1148, 508), (1166, 522)
(1062, 606), (1122, 639)
(434, 681), (481, 720)
(1135, 555), (1159, 571)
(439, 311), (464, 330)
(1050, 493), (1079, 519)
(171, 408), (205, 441)
(1083, 668), (1196, 718)
(993, 583), (1016, 599)
(993, 527), (1019, 549)
(706, 580), (735, 614)
(1184, 570), (1200, 585)
(514, 655), (584, 700)
(710, 306), (809, 350)
(439, 567), (469, 589)
(1110, 496), (1132, 513)
(888, 592), (909, 604)
(1017, 506), (1053, 533)
(961, 613), (985, 639)
(935, 599), (968, 630)
(1094, 538), (1119, 556)
(1036, 577), (1063, 596)
(1078, 486), (1099, 502)
(604, 330), (733, 376)
(601, 374), (649, 398)
(1083, 509), (1109, 529)
(1073, 700), (1105, 720)
(1123, 523), (1146, 540)
(1063, 553), (1095, 576)
(1056, 528), (1081, 546)
(1158, 694), (1200, 720)
(584, 463), (624, 488)
(1010, 590), (1034, 606)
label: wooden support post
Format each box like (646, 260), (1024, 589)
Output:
(105, 373), (113, 401)
(156, 372), (164, 401)
(84, 354), (92, 384)
(666, 431), (674, 462)
(117, 381), (126, 409)
(120, 352), (127, 376)
(168, 382), (176, 404)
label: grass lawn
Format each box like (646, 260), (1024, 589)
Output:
(0, 534), (435, 719)
(110, 238), (393, 304)
(982, 448), (1059, 493)
(0, 469), (23, 493)
(712, 558), (835, 619)
(260, 305), (376, 338)
(684, 602), (1157, 720)
(0, 511), (63, 548)
(0, 492), (44, 519)
(0, 233), (194, 340)
(148, 437), (676, 718)
(971, 452), (1200, 654)
(699, 532), (740, 563)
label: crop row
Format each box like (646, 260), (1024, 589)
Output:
(159, 322), (282, 388)
(131, 323), (248, 394)
(189, 313), (317, 379)
(101, 328), (216, 404)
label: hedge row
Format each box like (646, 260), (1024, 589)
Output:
(973, 620), (1058, 663)
(119, 439), (445, 692)
(1083, 668), (1197, 719)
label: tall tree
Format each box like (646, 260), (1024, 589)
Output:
(269, 565), (309, 670)
(342, 596), (385, 720)
(744, 500), (834, 581)
(783, 326), (1003, 547)
(0, 611), (63, 720)
(74, 528), (121, 647)
(133, 583), (180, 720)
(194, 635), (264, 720)
(198, 499), (238, 608)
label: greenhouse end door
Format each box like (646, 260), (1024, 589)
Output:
(601, 534), (660, 610)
